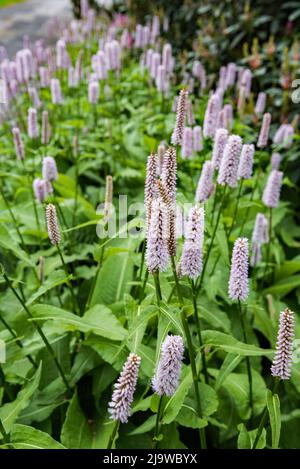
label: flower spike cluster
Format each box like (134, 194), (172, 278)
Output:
(271, 308), (295, 380)
(152, 335), (184, 396)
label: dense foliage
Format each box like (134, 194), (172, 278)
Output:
(0, 4), (300, 450)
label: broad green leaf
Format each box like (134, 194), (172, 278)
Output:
(159, 303), (184, 336)
(90, 251), (134, 305)
(264, 275), (300, 298)
(162, 367), (193, 424)
(237, 423), (266, 449)
(0, 364), (41, 434)
(61, 391), (92, 449)
(214, 354), (243, 391)
(29, 304), (127, 341)
(7, 424), (65, 449)
(267, 390), (281, 449)
(128, 415), (156, 436)
(202, 330), (273, 357)
(25, 270), (70, 306)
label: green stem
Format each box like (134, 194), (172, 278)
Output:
(0, 417), (9, 444)
(138, 270), (149, 305)
(252, 379), (280, 449)
(2, 272), (71, 395)
(238, 300), (253, 418)
(227, 179), (243, 243)
(85, 243), (105, 311)
(171, 256), (183, 305)
(197, 186), (227, 296)
(180, 309), (207, 449)
(154, 395), (164, 449)
(56, 244), (79, 315)
(0, 312), (38, 369)
(0, 183), (27, 252)
(107, 420), (120, 450)
(191, 280), (209, 384)
(153, 271), (162, 304)
(263, 208), (273, 286)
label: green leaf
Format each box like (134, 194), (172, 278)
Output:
(0, 364), (41, 434)
(263, 275), (300, 298)
(90, 251), (134, 305)
(237, 423), (266, 449)
(29, 304), (127, 341)
(162, 367), (193, 424)
(202, 330), (273, 357)
(61, 391), (92, 449)
(159, 303), (184, 336)
(128, 415), (156, 436)
(214, 354), (243, 391)
(7, 424), (65, 449)
(267, 390), (281, 449)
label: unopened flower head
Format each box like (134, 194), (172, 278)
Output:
(212, 128), (228, 170)
(217, 135), (242, 187)
(228, 237), (249, 302)
(152, 335), (184, 396)
(203, 93), (220, 138)
(46, 203), (61, 245)
(27, 107), (39, 139)
(42, 156), (58, 182)
(179, 206), (204, 279)
(271, 152), (281, 170)
(146, 198), (169, 273)
(108, 352), (141, 423)
(12, 127), (25, 160)
(195, 161), (215, 203)
(271, 308), (295, 380)
(181, 127), (193, 159)
(171, 89), (188, 145)
(262, 169), (283, 208)
(257, 112), (271, 148)
(238, 144), (255, 180)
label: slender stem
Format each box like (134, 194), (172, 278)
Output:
(210, 184), (219, 226)
(227, 179), (243, 243)
(180, 308), (207, 449)
(238, 168), (261, 237)
(22, 160), (42, 251)
(56, 244), (79, 315)
(252, 379), (280, 449)
(153, 271), (162, 304)
(263, 208), (273, 285)
(0, 417), (9, 443)
(171, 256), (183, 305)
(167, 284), (175, 304)
(138, 270), (149, 305)
(197, 186), (227, 296)
(107, 420), (120, 450)
(0, 313), (38, 369)
(0, 183), (27, 252)
(2, 272), (71, 394)
(154, 395), (164, 449)
(191, 280), (209, 384)
(85, 243), (106, 311)
(238, 300), (253, 418)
